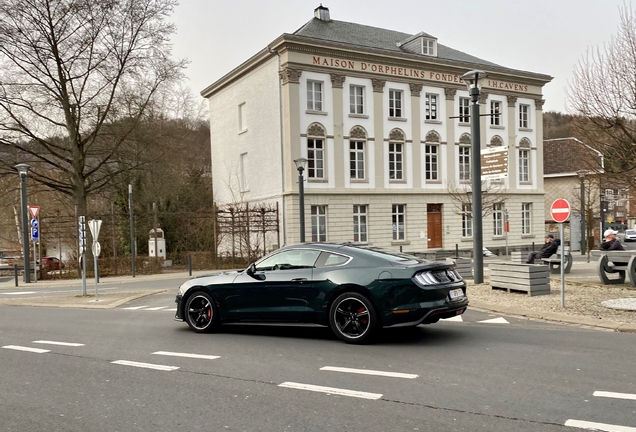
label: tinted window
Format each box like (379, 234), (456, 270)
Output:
(256, 249), (319, 271)
(352, 246), (421, 264)
(627, 230), (636, 235)
(323, 253), (349, 267)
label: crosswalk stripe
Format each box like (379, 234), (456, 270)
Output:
(279, 382), (382, 400)
(441, 316), (463, 322)
(32, 340), (84, 347)
(144, 306), (167, 311)
(320, 366), (417, 379)
(594, 391), (636, 401)
(477, 317), (509, 324)
(164, 308), (177, 312)
(122, 306), (148, 310)
(2, 345), (49, 353)
(111, 360), (179, 371)
(1, 292), (37, 295)
(152, 351), (220, 360)
(565, 419), (636, 431)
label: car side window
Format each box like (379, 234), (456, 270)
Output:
(316, 252), (350, 268)
(255, 250), (320, 271)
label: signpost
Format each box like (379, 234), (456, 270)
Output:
(88, 219), (102, 301)
(550, 199), (571, 308)
(30, 218), (39, 282)
(480, 146), (509, 180)
(79, 216), (87, 296)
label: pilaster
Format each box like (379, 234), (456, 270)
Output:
(279, 67), (302, 192)
(331, 74), (346, 188)
(373, 80), (386, 188)
(444, 88), (457, 182)
(507, 95), (518, 191)
(410, 83), (423, 189)
(534, 98), (545, 191)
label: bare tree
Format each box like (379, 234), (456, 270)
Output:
(567, 4), (636, 189)
(0, 0), (186, 217)
(447, 181), (510, 218)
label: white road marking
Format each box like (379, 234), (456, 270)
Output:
(164, 308), (177, 312)
(477, 317), (510, 324)
(144, 306), (167, 311)
(122, 306), (148, 310)
(152, 351), (220, 360)
(440, 316), (463, 322)
(320, 366), (418, 379)
(594, 391), (636, 401)
(565, 419), (636, 431)
(32, 340), (84, 347)
(2, 345), (49, 354)
(1, 292), (37, 295)
(278, 382), (382, 400)
(111, 360), (179, 371)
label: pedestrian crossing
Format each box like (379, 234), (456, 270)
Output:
(122, 305), (176, 312)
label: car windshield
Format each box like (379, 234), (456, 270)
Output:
(352, 246), (422, 264)
(627, 230), (636, 236)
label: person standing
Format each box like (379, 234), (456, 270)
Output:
(526, 234), (559, 264)
(600, 229), (624, 251)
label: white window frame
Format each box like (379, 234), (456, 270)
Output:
(349, 85), (364, 115)
(392, 204), (406, 240)
(238, 102), (247, 132)
(459, 145), (470, 181)
(349, 140), (365, 180)
(490, 100), (501, 126)
(389, 89), (403, 118)
(311, 205), (327, 242)
(462, 204), (472, 238)
(459, 97), (470, 123)
(425, 93), (438, 120)
(425, 144), (439, 181)
(239, 152), (248, 192)
(353, 205), (368, 243)
(307, 138), (325, 179)
(389, 142), (404, 180)
(522, 203), (532, 235)
(519, 104), (530, 128)
(493, 203), (503, 236)
(519, 148), (530, 183)
(422, 39), (436, 56)
(307, 80), (323, 112)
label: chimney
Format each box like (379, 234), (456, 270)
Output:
(314, 4), (331, 21)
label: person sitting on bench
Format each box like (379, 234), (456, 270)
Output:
(526, 234), (559, 264)
(600, 229), (624, 251)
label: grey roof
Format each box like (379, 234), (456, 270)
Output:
(294, 18), (501, 68)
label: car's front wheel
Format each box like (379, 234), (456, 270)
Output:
(329, 292), (378, 344)
(185, 292), (219, 333)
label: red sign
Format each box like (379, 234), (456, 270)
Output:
(28, 205), (40, 220)
(550, 199), (571, 223)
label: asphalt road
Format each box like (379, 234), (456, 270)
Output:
(1, 289), (635, 432)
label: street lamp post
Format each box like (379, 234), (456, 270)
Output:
(15, 163), (31, 283)
(461, 70), (488, 284)
(293, 158), (308, 243)
(576, 170), (587, 255)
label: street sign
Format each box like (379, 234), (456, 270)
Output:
(31, 219), (38, 228)
(78, 216), (86, 253)
(31, 226), (39, 241)
(551, 199), (571, 223)
(481, 146), (509, 180)
(28, 206), (40, 220)
(88, 219), (102, 242)
(92, 242), (101, 257)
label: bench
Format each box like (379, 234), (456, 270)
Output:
(590, 250), (636, 286)
(541, 246), (572, 274)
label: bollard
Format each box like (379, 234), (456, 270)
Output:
(188, 254), (192, 276)
(399, 246), (403, 253)
(455, 244), (459, 259)
(532, 242), (535, 252)
(14, 265), (18, 287)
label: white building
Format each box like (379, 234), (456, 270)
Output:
(202, 5), (552, 254)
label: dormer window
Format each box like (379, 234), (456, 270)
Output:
(422, 38), (436, 56)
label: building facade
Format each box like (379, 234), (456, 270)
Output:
(203, 6), (552, 254)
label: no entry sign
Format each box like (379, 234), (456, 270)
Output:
(550, 199), (571, 223)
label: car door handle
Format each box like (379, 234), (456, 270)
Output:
(291, 278), (307, 282)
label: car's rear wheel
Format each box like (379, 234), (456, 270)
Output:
(329, 292), (378, 344)
(185, 292), (219, 333)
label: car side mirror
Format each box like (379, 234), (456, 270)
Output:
(246, 263), (256, 277)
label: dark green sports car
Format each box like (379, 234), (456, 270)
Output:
(175, 243), (468, 344)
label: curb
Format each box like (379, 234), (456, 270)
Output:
(469, 300), (636, 333)
(0, 289), (168, 309)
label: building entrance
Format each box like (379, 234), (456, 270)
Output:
(427, 204), (443, 249)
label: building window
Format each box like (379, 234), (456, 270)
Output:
(311, 205), (327, 242)
(605, 189), (614, 199)
(522, 203), (532, 235)
(389, 89), (403, 118)
(353, 205), (368, 242)
(519, 104), (530, 128)
(493, 203), (503, 236)
(422, 39), (436, 56)
(238, 102), (246, 132)
(350, 140), (365, 179)
(617, 211), (625, 217)
(239, 152), (248, 191)
(389, 142), (403, 180)
(459, 97), (470, 123)
(519, 149), (530, 182)
(459, 146), (470, 181)
(349, 85), (364, 114)
(307, 80), (323, 111)
(462, 204), (472, 237)
(307, 138), (325, 179)
(392, 204), (405, 240)
(425, 93), (438, 120)
(617, 200), (624, 207)
(425, 144), (439, 181)
(490, 101), (501, 126)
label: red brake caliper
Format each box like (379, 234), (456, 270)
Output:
(358, 307), (368, 324)
(207, 308), (211, 319)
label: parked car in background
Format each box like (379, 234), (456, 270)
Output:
(625, 229), (636, 242)
(175, 243), (468, 344)
(40, 256), (64, 271)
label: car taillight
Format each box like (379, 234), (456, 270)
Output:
(414, 269), (462, 286)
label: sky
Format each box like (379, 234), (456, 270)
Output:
(169, 0), (627, 113)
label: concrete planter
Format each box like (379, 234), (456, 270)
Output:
(490, 263), (551, 296)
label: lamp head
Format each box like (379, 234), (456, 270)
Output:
(15, 163), (30, 177)
(461, 70), (488, 92)
(294, 157), (308, 173)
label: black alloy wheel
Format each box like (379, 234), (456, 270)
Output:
(185, 292), (219, 333)
(329, 292), (378, 344)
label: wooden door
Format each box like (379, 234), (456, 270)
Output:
(427, 204), (443, 249)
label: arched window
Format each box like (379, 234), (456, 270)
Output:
(489, 135), (504, 147)
(424, 131), (441, 181)
(458, 133), (471, 181)
(388, 128), (405, 180)
(349, 126), (367, 180)
(307, 123), (326, 179)
(518, 138), (531, 183)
